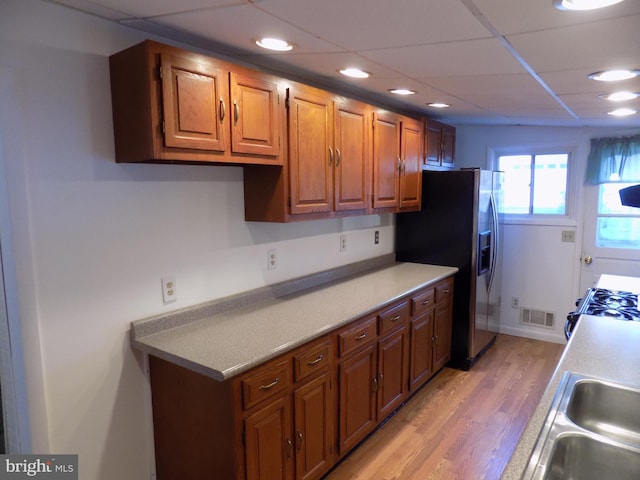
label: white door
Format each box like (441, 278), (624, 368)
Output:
(579, 182), (640, 293)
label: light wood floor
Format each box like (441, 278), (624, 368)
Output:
(324, 334), (564, 480)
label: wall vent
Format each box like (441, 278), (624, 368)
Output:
(521, 308), (555, 328)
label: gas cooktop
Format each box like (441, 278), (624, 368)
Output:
(565, 287), (640, 340)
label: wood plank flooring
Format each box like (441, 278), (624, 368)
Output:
(323, 334), (564, 480)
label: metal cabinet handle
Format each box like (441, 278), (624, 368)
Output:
(378, 373), (384, 387)
(258, 377), (280, 390)
(421, 299), (431, 306)
(390, 315), (401, 322)
(297, 431), (304, 450)
(307, 354), (324, 366)
(286, 438), (293, 458)
(233, 99), (239, 125)
(329, 147), (334, 166)
(219, 97), (226, 123)
(442, 288), (450, 294)
(397, 156), (402, 171)
(354, 332), (367, 341)
(336, 148), (342, 166)
(371, 377), (378, 392)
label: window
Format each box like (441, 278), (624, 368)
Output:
(595, 182), (640, 249)
(497, 153), (569, 216)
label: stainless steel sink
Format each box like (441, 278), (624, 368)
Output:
(521, 372), (640, 479)
(566, 378), (640, 446)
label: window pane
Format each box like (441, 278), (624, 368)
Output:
(498, 155), (531, 214)
(532, 154), (568, 214)
(596, 217), (640, 248)
(599, 183), (639, 214)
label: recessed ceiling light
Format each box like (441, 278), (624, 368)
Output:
(588, 69), (640, 82)
(255, 37), (294, 52)
(553, 0), (624, 10)
(428, 102), (450, 108)
(598, 91), (640, 101)
(389, 89), (416, 95)
(608, 107), (637, 117)
(339, 68), (370, 79)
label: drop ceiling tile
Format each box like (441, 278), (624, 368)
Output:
(540, 69), (640, 96)
(361, 37), (526, 78)
(507, 14), (640, 72)
(152, 4), (343, 54)
(255, 0), (491, 51)
(472, 0), (640, 36)
(81, 0), (245, 18)
(48, 0), (135, 20)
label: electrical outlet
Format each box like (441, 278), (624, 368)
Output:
(561, 230), (575, 243)
(340, 234), (347, 253)
(374, 230), (380, 245)
(267, 249), (277, 270)
(162, 276), (177, 304)
(511, 296), (520, 309)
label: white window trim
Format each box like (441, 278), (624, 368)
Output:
(489, 145), (579, 227)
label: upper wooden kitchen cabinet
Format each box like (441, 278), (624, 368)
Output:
(424, 119), (456, 168)
(244, 83), (371, 221)
(372, 111), (422, 213)
(109, 40), (283, 165)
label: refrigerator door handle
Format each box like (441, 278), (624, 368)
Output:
(488, 193), (499, 294)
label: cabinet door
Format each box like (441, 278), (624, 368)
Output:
(433, 299), (453, 371)
(409, 310), (435, 391)
(245, 395), (294, 480)
(334, 99), (370, 212)
(338, 344), (377, 454)
(377, 328), (409, 420)
(441, 125), (456, 167)
(160, 53), (228, 152)
(424, 121), (442, 166)
(399, 118), (422, 210)
(294, 372), (334, 480)
(230, 71), (281, 157)
(288, 86), (333, 214)
(372, 112), (400, 209)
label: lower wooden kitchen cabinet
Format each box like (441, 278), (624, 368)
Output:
(147, 276), (452, 480)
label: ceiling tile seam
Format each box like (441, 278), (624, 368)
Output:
(137, 2), (250, 21)
(44, 0), (134, 21)
(459, 0), (580, 122)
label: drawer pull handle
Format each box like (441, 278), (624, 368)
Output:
(390, 315), (401, 322)
(355, 332), (367, 340)
(307, 354), (324, 366)
(259, 377), (280, 390)
(421, 299), (431, 305)
(442, 289), (450, 294)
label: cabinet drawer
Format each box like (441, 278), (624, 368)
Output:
(338, 316), (377, 357)
(411, 288), (435, 316)
(241, 359), (292, 410)
(378, 301), (410, 336)
(435, 278), (454, 303)
(294, 340), (331, 382)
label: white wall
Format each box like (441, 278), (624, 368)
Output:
(0, 1), (393, 478)
(456, 125), (640, 343)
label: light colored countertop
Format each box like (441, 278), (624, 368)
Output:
(502, 274), (640, 479)
(131, 261), (458, 382)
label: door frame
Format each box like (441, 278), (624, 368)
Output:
(0, 67), (32, 453)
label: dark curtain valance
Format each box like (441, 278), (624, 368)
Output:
(586, 134), (640, 184)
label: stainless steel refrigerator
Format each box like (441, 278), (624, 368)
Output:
(395, 168), (503, 370)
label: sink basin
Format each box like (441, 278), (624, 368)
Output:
(521, 372), (640, 479)
(566, 378), (640, 447)
(545, 434), (640, 480)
